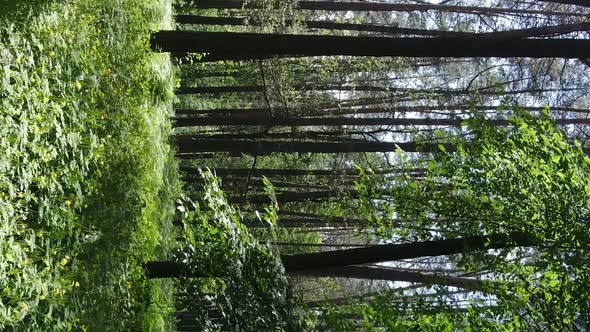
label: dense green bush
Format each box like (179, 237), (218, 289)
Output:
(0, 0), (177, 330)
(174, 170), (300, 331)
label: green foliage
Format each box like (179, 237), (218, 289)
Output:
(349, 107), (590, 330)
(175, 169), (299, 331)
(0, 0), (56, 22)
(0, 0), (177, 330)
(242, 0), (304, 33)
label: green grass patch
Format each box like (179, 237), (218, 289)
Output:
(0, 0), (178, 330)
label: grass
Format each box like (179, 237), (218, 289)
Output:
(0, 0), (178, 330)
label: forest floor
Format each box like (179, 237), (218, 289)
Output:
(0, 0), (178, 330)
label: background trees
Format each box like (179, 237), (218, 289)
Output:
(155, 0), (590, 330)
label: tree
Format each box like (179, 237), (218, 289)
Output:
(152, 31), (590, 59)
(187, 0), (585, 17)
(174, 138), (459, 155)
(173, 115), (589, 127)
(177, 14), (590, 40)
(144, 231), (534, 277)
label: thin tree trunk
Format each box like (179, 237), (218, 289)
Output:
(172, 115), (590, 127)
(174, 138), (453, 154)
(275, 242), (369, 247)
(180, 167), (415, 177)
(151, 31), (590, 59)
(293, 265), (496, 292)
(176, 15), (590, 39)
(243, 217), (359, 228)
(175, 105), (590, 117)
(175, 84), (580, 96)
(482, 22), (590, 39)
(185, 175), (330, 190)
(228, 189), (359, 204)
(178, 131), (370, 143)
(175, 15), (472, 37)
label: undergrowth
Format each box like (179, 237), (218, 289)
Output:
(0, 0), (177, 330)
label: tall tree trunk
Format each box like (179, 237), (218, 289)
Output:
(177, 131), (370, 143)
(176, 15), (590, 39)
(180, 167), (415, 177)
(174, 138), (452, 154)
(175, 84), (578, 95)
(186, 176), (330, 190)
(539, 0), (590, 8)
(151, 31), (590, 59)
(175, 15), (472, 37)
(188, 0), (584, 17)
(243, 217), (364, 228)
(143, 232), (536, 278)
(482, 22), (590, 39)
(175, 138), (590, 155)
(281, 232), (535, 272)
(228, 189), (359, 204)
(175, 105), (590, 117)
(293, 265), (496, 292)
(172, 115), (590, 127)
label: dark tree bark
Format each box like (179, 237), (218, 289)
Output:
(175, 15), (472, 37)
(175, 85), (578, 95)
(174, 138), (452, 154)
(243, 217), (363, 228)
(175, 138), (590, 155)
(176, 131), (371, 143)
(293, 265), (496, 292)
(180, 167), (415, 177)
(151, 31), (590, 59)
(144, 232), (536, 278)
(188, 0), (584, 17)
(175, 105), (590, 117)
(281, 232), (535, 272)
(482, 22), (590, 39)
(185, 176), (330, 190)
(539, 0), (590, 8)
(176, 107), (269, 116)
(176, 15), (590, 39)
(228, 189), (359, 204)
(172, 115), (590, 128)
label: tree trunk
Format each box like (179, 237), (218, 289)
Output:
(539, 0), (590, 8)
(281, 232), (535, 272)
(172, 115), (590, 128)
(180, 167), (415, 177)
(188, 0), (584, 17)
(175, 15), (472, 38)
(185, 175), (330, 190)
(144, 232), (536, 278)
(175, 84), (581, 96)
(175, 105), (590, 117)
(174, 138), (452, 154)
(243, 217), (363, 228)
(151, 31), (590, 59)
(482, 22), (590, 39)
(176, 15), (590, 39)
(293, 265), (495, 292)
(177, 131), (371, 143)
(228, 189), (359, 204)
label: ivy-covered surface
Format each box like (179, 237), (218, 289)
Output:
(0, 0), (178, 330)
